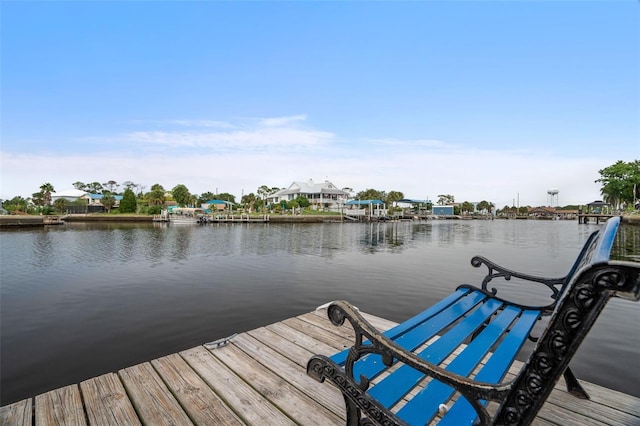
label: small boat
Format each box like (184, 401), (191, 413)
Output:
(169, 214), (211, 225)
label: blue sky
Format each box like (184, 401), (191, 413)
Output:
(1, 1), (638, 207)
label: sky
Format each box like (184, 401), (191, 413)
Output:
(1, 1), (638, 208)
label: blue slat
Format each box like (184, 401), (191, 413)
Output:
(367, 298), (503, 408)
(396, 306), (521, 424)
(437, 309), (541, 426)
(330, 289), (471, 365)
(352, 291), (487, 381)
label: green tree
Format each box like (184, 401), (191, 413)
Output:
(101, 193), (116, 213)
(294, 196), (310, 208)
(216, 192), (237, 203)
(257, 185), (279, 211)
(198, 192), (216, 205)
(3, 196), (28, 212)
(437, 194), (455, 205)
(386, 191), (404, 205)
(355, 188), (385, 201)
(72, 181), (87, 191)
(122, 181), (142, 196)
(146, 184), (166, 206)
(595, 160), (640, 210)
(172, 184), (191, 207)
(119, 188), (137, 213)
(460, 201), (474, 214)
(31, 192), (45, 208)
(477, 200), (494, 214)
(241, 193), (257, 212)
(103, 180), (119, 194)
(39, 183), (55, 206)
(53, 198), (69, 213)
(86, 182), (104, 194)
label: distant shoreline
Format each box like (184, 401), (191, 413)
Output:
(1, 213), (639, 227)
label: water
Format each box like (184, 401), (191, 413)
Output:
(1, 220), (638, 405)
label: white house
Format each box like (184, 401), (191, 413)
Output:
(50, 189), (88, 203)
(268, 179), (350, 210)
(83, 193), (123, 207)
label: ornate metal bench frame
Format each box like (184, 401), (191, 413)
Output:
(307, 217), (639, 425)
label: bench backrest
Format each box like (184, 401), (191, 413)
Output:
(494, 216), (640, 424)
(559, 216), (619, 295)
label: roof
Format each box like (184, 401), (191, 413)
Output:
(205, 199), (234, 205)
(52, 189), (87, 198)
(346, 199), (384, 205)
(587, 200), (610, 207)
(88, 193), (123, 200)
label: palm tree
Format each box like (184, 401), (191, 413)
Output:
(39, 183), (55, 206)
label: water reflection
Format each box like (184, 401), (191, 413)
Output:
(612, 224), (640, 262)
(31, 231), (56, 268)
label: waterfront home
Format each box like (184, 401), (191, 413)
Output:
(84, 193), (123, 207)
(202, 199), (234, 212)
(51, 189), (88, 203)
(268, 179), (350, 210)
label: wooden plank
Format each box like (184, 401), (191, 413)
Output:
(541, 391), (640, 426)
(578, 381), (640, 418)
(151, 354), (245, 425)
(232, 332), (346, 419)
(247, 326), (316, 367)
(298, 311), (357, 340)
(180, 346), (296, 425)
(211, 342), (342, 425)
(266, 321), (344, 356)
(0, 399), (32, 426)
(35, 384), (86, 426)
(534, 402), (618, 426)
(282, 317), (353, 350)
(118, 362), (193, 426)
(80, 373), (141, 426)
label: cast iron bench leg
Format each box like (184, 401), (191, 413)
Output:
(564, 366), (589, 399)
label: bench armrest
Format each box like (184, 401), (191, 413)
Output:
(470, 255), (565, 300)
(308, 300), (511, 425)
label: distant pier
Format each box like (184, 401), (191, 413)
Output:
(578, 213), (617, 225)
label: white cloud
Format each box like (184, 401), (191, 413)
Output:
(129, 119), (234, 128)
(123, 127), (334, 150)
(0, 116), (614, 207)
(168, 120), (235, 128)
(259, 115), (307, 127)
(1, 146), (607, 208)
(366, 138), (457, 150)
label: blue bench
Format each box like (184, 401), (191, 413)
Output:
(307, 217), (639, 425)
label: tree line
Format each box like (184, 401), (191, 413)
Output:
(2, 160), (638, 215)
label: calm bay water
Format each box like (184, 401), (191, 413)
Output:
(1, 219), (638, 405)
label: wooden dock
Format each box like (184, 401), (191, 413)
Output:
(578, 213), (617, 225)
(1, 310), (639, 425)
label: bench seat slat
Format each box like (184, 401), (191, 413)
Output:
(352, 291), (487, 380)
(367, 298), (503, 407)
(396, 306), (522, 424)
(438, 309), (541, 425)
(329, 289), (472, 366)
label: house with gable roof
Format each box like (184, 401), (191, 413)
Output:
(267, 179), (350, 210)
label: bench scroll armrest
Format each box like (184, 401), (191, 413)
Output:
(470, 255), (565, 300)
(309, 300), (511, 425)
